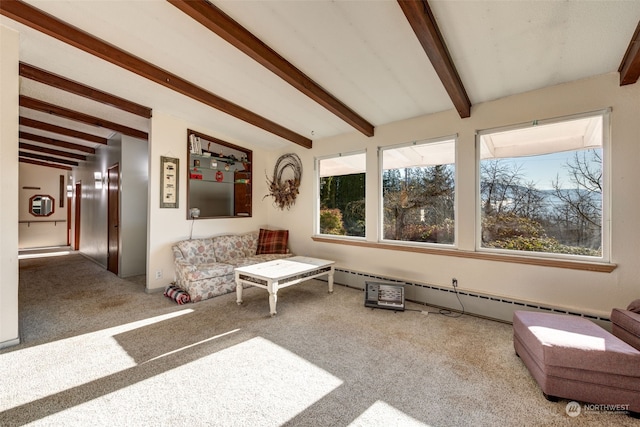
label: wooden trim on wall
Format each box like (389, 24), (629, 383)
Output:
(59, 174), (64, 208)
(311, 236), (617, 273)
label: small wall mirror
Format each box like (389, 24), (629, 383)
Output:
(29, 194), (55, 217)
(187, 130), (252, 219)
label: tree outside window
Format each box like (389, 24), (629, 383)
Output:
(478, 113), (606, 258)
(381, 139), (456, 244)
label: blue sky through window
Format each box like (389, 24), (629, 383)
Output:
(496, 149), (602, 191)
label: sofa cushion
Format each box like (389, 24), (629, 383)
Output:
(611, 308), (640, 351)
(242, 231), (259, 257)
(176, 238), (216, 264)
(256, 228), (289, 254)
(213, 234), (251, 263)
(513, 310), (640, 377)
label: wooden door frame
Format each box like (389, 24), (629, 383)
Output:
(66, 190), (71, 246)
(107, 163), (120, 275)
(74, 181), (81, 250)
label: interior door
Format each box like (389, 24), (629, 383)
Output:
(107, 164), (119, 275)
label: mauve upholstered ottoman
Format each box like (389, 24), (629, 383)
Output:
(513, 310), (640, 414)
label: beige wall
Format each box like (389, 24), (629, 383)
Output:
(18, 163), (68, 249)
(267, 72), (640, 318)
(146, 111), (274, 291)
(69, 136), (122, 267)
(0, 25), (20, 348)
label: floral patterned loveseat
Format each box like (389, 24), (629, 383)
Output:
(171, 230), (292, 302)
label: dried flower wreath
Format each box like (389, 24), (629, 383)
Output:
(264, 153), (303, 210)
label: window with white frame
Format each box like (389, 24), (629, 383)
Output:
(318, 152), (366, 237)
(381, 137), (456, 244)
(478, 111), (608, 259)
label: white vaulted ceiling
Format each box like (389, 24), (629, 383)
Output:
(2, 0), (640, 164)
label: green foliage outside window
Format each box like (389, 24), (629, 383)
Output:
(382, 164), (455, 244)
(319, 173), (365, 237)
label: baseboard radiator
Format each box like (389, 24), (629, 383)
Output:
(324, 268), (611, 329)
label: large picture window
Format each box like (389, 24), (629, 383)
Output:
(478, 111), (608, 259)
(318, 152), (366, 237)
(381, 137), (456, 245)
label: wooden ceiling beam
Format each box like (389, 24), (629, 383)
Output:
(19, 157), (72, 171)
(397, 0), (471, 118)
(19, 151), (79, 166)
(19, 96), (148, 140)
(168, 0), (374, 137)
(619, 20), (640, 85)
(20, 117), (108, 144)
(19, 62), (152, 118)
(19, 142), (87, 161)
(0, 0), (311, 148)
(19, 131), (96, 154)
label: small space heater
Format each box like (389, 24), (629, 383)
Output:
(364, 281), (405, 311)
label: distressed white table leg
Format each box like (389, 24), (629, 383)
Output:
(236, 273), (243, 305)
(328, 267), (334, 294)
(268, 280), (278, 316)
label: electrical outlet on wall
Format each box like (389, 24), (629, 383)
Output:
(452, 278), (458, 288)
(155, 270), (163, 279)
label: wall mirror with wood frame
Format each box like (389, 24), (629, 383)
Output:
(29, 194), (55, 217)
(186, 129), (252, 219)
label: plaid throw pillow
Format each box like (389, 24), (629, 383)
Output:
(256, 229), (289, 255)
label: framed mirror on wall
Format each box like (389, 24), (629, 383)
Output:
(29, 194), (55, 217)
(187, 129), (252, 219)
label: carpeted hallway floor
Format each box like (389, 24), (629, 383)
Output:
(1, 253), (637, 426)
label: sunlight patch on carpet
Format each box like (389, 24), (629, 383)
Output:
(30, 337), (343, 426)
(349, 401), (430, 427)
(0, 309), (192, 411)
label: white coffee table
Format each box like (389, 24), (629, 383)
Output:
(235, 256), (335, 316)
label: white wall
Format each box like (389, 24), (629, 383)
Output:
(120, 136), (148, 277)
(267, 73), (640, 319)
(147, 111), (272, 291)
(0, 25), (20, 348)
(18, 163), (68, 249)
(71, 136), (122, 267)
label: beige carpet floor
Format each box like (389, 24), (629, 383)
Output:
(1, 253), (637, 426)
